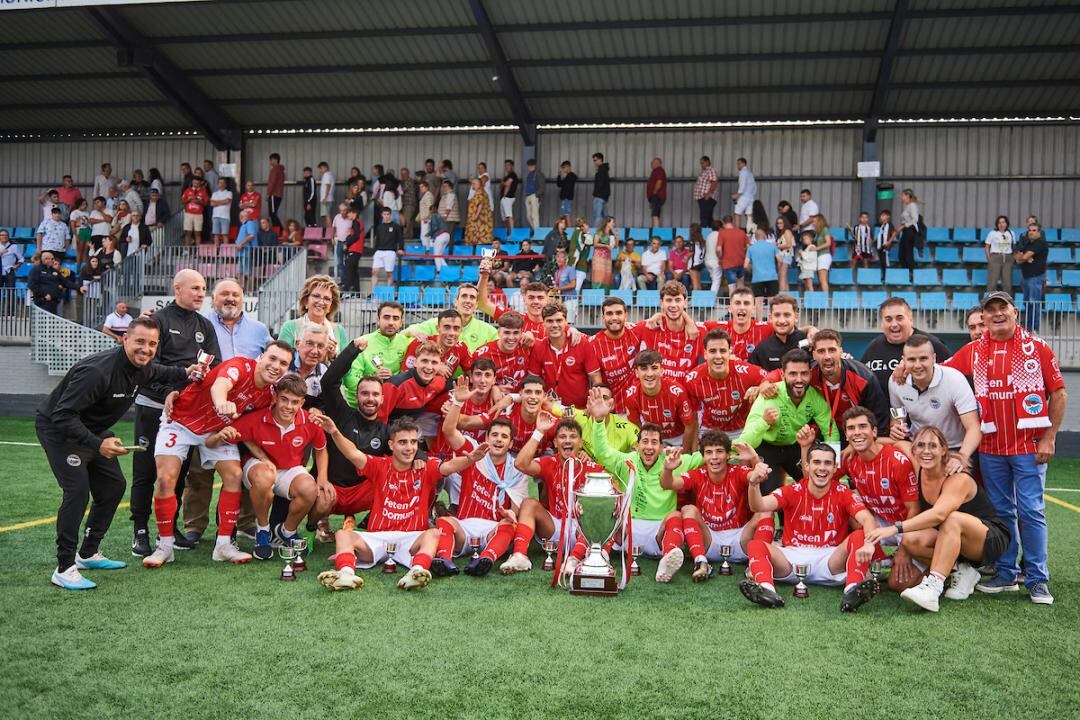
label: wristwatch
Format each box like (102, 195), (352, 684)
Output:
(894, 521), (904, 535)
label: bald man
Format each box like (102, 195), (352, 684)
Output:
(130, 270), (222, 557)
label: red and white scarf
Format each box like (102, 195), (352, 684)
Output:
(972, 327), (1051, 433)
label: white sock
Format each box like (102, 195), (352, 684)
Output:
(694, 555), (707, 563)
(215, 535), (231, 548)
(256, 524), (270, 534)
(159, 536), (175, 551)
(844, 582), (855, 592)
(760, 582), (775, 592)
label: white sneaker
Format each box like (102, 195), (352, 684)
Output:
(656, 547), (684, 583)
(51, 565), (96, 590)
(562, 556), (581, 578)
(397, 566), (432, 591)
(318, 568), (364, 591)
(944, 563), (981, 600)
(499, 552), (533, 575)
(901, 574), (944, 612)
(212, 541), (252, 564)
(142, 543), (175, 568)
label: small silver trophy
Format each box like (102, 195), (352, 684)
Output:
(291, 537), (308, 573)
(890, 407), (909, 438)
(794, 563), (809, 598)
(194, 351), (214, 381)
(542, 540), (557, 571)
(630, 544), (642, 576)
(469, 536), (482, 562)
(382, 542), (398, 574)
(870, 559), (883, 585)
(719, 545), (733, 576)
(279, 544), (297, 581)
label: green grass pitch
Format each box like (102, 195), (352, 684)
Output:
(1, 417), (1078, 719)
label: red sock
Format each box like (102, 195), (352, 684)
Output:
(412, 552), (433, 570)
(482, 523), (515, 561)
(154, 494), (177, 538)
(753, 516), (775, 543)
(335, 552), (356, 571)
(682, 516), (706, 559)
(512, 524), (535, 555)
(571, 535), (589, 560)
(661, 515), (684, 554)
(215, 490), (242, 538)
(747, 539), (774, 588)
(434, 518), (456, 560)
(845, 529), (869, 588)
(872, 543), (888, 563)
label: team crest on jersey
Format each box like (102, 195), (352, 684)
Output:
(627, 345), (636, 356)
(370, 437), (382, 449)
(565, 356), (576, 366)
(880, 478), (890, 490)
(66, 454), (81, 467)
(929, 398), (941, 410)
(827, 512), (835, 524)
(747, 343), (756, 353)
(291, 436), (304, 447)
(1023, 394), (1044, 415)
(195, 331), (205, 343)
(244, 404), (255, 412)
(731, 390), (741, 401)
(226, 367), (240, 381)
(684, 344), (693, 354)
(137, 435), (149, 448)
(663, 409), (672, 418)
(1023, 359), (1040, 375)
(413, 479), (422, 490)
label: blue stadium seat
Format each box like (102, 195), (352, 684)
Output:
(534, 227), (552, 238)
(833, 246), (849, 264)
(934, 247), (960, 263)
(509, 228), (531, 241)
(1045, 294), (1073, 311)
(971, 269), (988, 286)
(1047, 248), (1074, 264)
(452, 245), (475, 256)
(1045, 269), (1058, 286)
(609, 289), (634, 306)
(412, 266), (436, 282)
(460, 265), (480, 282)
(405, 243), (425, 254)
(885, 268), (910, 286)
(913, 268), (939, 286)
(581, 289), (606, 307)
(1060, 228), (1080, 242)
(951, 292), (981, 309)
(1043, 228), (1061, 242)
(476, 244), (493, 256)
(422, 287), (446, 306)
(452, 228), (464, 243)
(887, 245), (899, 263)
(862, 291), (888, 309)
(668, 228), (686, 243)
(978, 228), (995, 241)
(953, 227), (977, 242)
(919, 292), (948, 310)
(804, 291), (829, 310)
(926, 227), (950, 243)
(914, 246), (933, 263)
(492, 228), (507, 241)
(436, 266), (460, 283)
(501, 243), (520, 255)
(961, 247), (985, 264)
(628, 228), (651, 242)
(371, 286), (395, 303)
(832, 291), (859, 309)
(1061, 270), (1080, 288)
(13, 227), (33, 240)
(856, 268), (882, 286)
(636, 290), (660, 307)
(893, 291), (919, 307)
(397, 286), (420, 305)
(15, 263), (31, 278)
(690, 290), (717, 308)
(829, 268), (854, 286)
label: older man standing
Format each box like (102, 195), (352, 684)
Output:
(860, 297), (952, 395)
(943, 292), (1066, 605)
(694, 156), (719, 228)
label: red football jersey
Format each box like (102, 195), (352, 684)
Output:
(623, 380), (694, 439)
(170, 357), (273, 435)
(680, 465), (752, 531)
(836, 446), (918, 523)
(456, 460), (514, 520)
(504, 403), (553, 454)
(527, 337), (600, 409)
(684, 360), (767, 432)
(403, 338), (471, 376)
(705, 319), (773, 360)
(182, 187), (208, 215)
(229, 407), (326, 469)
(364, 456), (442, 532)
(474, 339), (530, 389)
(535, 454), (603, 519)
(494, 306), (546, 339)
(240, 190), (261, 219)
(635, 322), (705, 375)
(770, 481), (867, 548)
(590, 327), (642, 412)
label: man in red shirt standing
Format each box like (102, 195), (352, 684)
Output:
(474, 311), (530, 390)
(527, 302), (601, 409)
(590, 295), (641, 412)
(181, 177), (209, 247)
(684, 328), (768, 439)
(717, 215), (750, 297)
(144, 341), (294, 568)
(266, 153), (285, 230)
(703, 287), (773, 360)
(944, 292), (1066, 604)
(646, 157), (667, 228)
(238, 179), (261, 227)
(635, 281), (705, 376)
(206, 373), (326, 560)
(624, 349), (696, 449)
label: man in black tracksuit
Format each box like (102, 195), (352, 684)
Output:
(28, 250), (80, 315)
(129, 270), (221, 556)
(38, 318), (197, 590)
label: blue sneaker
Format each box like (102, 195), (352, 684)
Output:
(51, 566), (97, 590)
(1029, 583), (1054, 605)
(976, 575), (1020, 594)
(75, 553), (128, 570)
(253, 530), (274, 561)
(273, 523), (299, 547)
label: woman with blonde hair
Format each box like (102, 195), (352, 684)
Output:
(812, 214), (833, 293)
(774, 215), (795, 292)
(276, 274), (348, 357)
(463, 177), (493, 247)
(896, 188), (923, 271)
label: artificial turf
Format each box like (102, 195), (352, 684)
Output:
(1, 416), (1077, 720)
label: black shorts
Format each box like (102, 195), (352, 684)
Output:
(965, 520), (1010, 566)
(751, 280), (778, 298)
(649, 196), (664, 217)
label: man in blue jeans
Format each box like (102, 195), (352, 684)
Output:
(591, 152), (611, 226)
(943, 292), (1066, 605)
(1013, 220), (1049, 332)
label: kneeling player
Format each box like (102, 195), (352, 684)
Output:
(206, 373), (326, 560)
(741, 443), (880, 612)
(660, 431), (768, 581)
(316, 416), (488, 591)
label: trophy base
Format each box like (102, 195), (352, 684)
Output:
(280, 571), (296, 581)
(542, 559), (555, 571)
(293, 560), (307, 573)
(569, 568), (619, 596)
(381, 564), (397, 574)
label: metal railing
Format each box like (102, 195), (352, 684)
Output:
(30, 303), (117, 375)
(143, 245), (302, 298)
(0, 287), (31, 341)
(256, 248), (309, 334)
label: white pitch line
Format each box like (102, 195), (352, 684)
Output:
(0, 441), (41, 447)
(1047, 487), (1080, 493)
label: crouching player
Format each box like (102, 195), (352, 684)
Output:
(315, 415), (489, 591)
(740, 442), (881, 612)
(660, 431), (769, 582)
(205, 373), (326, 560)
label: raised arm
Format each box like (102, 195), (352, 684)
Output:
(312, 414), (369, 471)
(439, 441), (490, 477)
(514, 410), (555, 477)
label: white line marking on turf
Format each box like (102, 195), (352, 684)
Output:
(0, 441), (41, 446)
(1047, 487), (1080, 492)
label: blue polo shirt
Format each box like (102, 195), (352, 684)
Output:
(747, 240), (779, 283)
(237, 219), (260, 254)
(208, 311), (272, 360)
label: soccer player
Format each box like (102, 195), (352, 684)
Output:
(504, 412), (604, 574)
(684, 328), (768, 439)
(741, 443), (880, 612)
(866, 426), (1011, 613)
(448, 359), (508, 438)
(747, 294), (808, 372)
(590, 295), (642, 411)
(406, 283), (497, 353)
(504, 375), (552, 453)
(474, 310), (530, 390)
(552, 382), (639, 457)
(378, 341), (449, 425)
(342, 301), (410, 408)
(703, 287), (773, 360)
(527, 302), (602, 409)
(478, 267), (548, 339)
(635, 281), (705, 375)
(660, 432), (768, 581)
(205, 373), (327, 560)
(403, 308), (471, 379)
(316, 416), (489, 591)
(143, 341), (294, 568)
(623, 349), (696, 448)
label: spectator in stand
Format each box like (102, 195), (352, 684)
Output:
(694, 156), (719, 228)
(464, 178), (493, 247)
(266, 153), (285, 229)
(704, 219), (722, 293)
(120, 180), (142, 215)
(508, 239), (541, 286)
(29, 250), (80, 315)
(812, 214), (833, 293)
(88, 196), (113, 254)
(209, 177), (233, 247)
(331, 202), (352, 282)
(776, 201), (798, 233)
(117, 210), (152, 257)
(985, 214), (1016, 295)
(567, 218), (591, 293)
(543, 216), (569, 257)
(745, 227), (781, 299)
(93, 163), (117, 201)
(104, 184), (120, 214)
(417, 180), (435, 252)
(131, 169), (149, 206)
(775, 216), (795, 292)
(592, 217), (617, 290)
(471, 162), (494, 212)
(238, 178), (261, 225)
(646, 157), (667, 228)
(592, 152), (611, 226)
(147, 167), (164, 197)
(615, 238), (642, 291)
(0, 229), (24, 289)
(748, 200), (771, 240)
(557, 160), (577, 220)
(78, 257), (104, 307)
(732, 158), (757, 230)
(69, 198), (91, 263)
(318, 162), (335, 229)
(37, 206), (71, 256)
(860, 296), (952, 394)
(847, 211), (874, 271)
(256, 217), (279, 248)
(280, 219), (304, 248)
(668, 234), (691, 288)
(873, 208), (895, 284)
(966, 305), (986, 341)
(53, 175), (83, 214)
(109, 199), (131, 244)
(397, 168), (418, 239)
(797, 188), (819, 235)
(429, 214), (452, 275)
(93, 236), (122, 271)
(895, 189), (922, 271)
(372, 206), (404, 289)
(438, 179), (461, 239)
(339, 206), (365, 293)
(553, 250), (577, 316)
(144, 188), (168, 232)
(687, 223), (707, 291)
(180, 178), (208, 246)
(486, 238), (511, 288)
(523, 158), (545, 232)
(201, 161), (218, 198)
(500, 160), (519, 231)
(235, 209), (260, 291)
(39, 188), (66, 224)
(179, 162), (194, 192)
(381, 176), (402, 226)
(638, 236), (668, 290)
(1014, 219), (1049, 332)
(102, 300), (133, 341)
(717, 215), (750, 297)
(300, 166), (317, 227)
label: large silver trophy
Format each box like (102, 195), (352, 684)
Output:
(569, 472), (623, 597)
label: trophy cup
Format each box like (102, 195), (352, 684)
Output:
(382, 542), (398, 574)
(542, 540), (557, 571)
(890, 407), (909, 438)
(719, 545), (733, 575)
(291, 537), (308, 573)
(569, 472), (623, 597)
(629, 544), (641, 576)
(469, 536), (482, 562)
(794, 563), (809, 598)
(279, 544), (297, 581)
(195, 351), (214, 381)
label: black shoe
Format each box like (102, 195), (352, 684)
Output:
(840, 579), (880, 613)
(464, 556), (494, 577)
(740, 580), (785, 608)
(131, 528), (151, 557)
(431, 557), (460, 577)
(172, 525), (196, 551)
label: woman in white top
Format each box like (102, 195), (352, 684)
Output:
(705, 219), (722, 293)
(69, 198), (92, 264)
(774, 216), (795, 292)
(984, 214), (1015, 294)
(381, 187), (402, 225)
(896, 188), (922, 271)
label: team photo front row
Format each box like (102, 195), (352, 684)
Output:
(39, 272), (1064, 613)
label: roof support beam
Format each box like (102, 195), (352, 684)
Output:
(84, 6), (241, 150)
(468, 0), (535, 145)
(865, 0), (909, 143)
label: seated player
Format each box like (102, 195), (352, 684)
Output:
(144, 341), (294, 568)
(684, 328), (768, 440)
(623, 349), (696, 449)
(504, 374), (552, 453)
(315, 416), (489, 591)
(473, 311), (530, 391)
(504, 412), (603, 574)
(552, 382), (639, 457)
(867, 426), (1011, 613)
(740, 442), (880, 613)
(660, 431), (768, 581)
(205, 373), (326, 560)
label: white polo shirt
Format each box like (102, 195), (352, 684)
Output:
(889, 364), (977, 449)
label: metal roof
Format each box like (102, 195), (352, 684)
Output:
(0, 0), (1076, 147)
